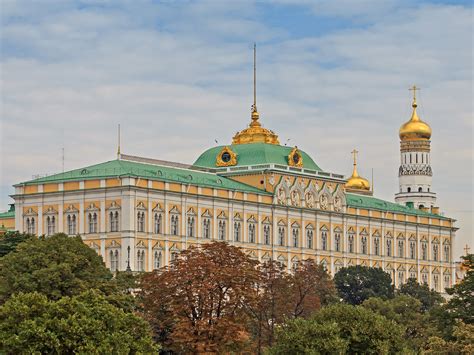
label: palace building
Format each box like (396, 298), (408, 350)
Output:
(0, 62), (457, 292)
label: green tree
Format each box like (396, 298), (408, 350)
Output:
(269, 318), (348, 354)
(424, 321), (474, 354)
(444, 254), (474, 325)
(362, 295), (438, 351)
(398, 277), (444, 311)
(0, 231), (33, 257)
(334, 266), (394, 305)
(0, 233), (113, 302)
(0, 290), (158, 354)
(270, 303), (407, 354)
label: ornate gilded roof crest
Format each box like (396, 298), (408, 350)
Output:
(216, 146), (237, 167)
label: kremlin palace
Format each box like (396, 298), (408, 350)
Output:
(0, 83), (457, 293)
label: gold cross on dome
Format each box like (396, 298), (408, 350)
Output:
(464, 244), (471, 255)
(351, 149), (359, 165)
(409, 85), (420, 101)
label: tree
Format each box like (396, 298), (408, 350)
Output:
(398, 277), (444, 311)
(140, 242), (259, 353)
(334, 265), (394, 305)
(289, 260), (337, 318)
(0, 231), (33, 257)
(424, 321), (474, 354)
(0, 233), (113, 302)
(444, 254), (474, 325)
(270, 303), (407, 354)
(269, 318), (348, 354)
(362, 295), (438, 351)
(0, 290), (158, 354)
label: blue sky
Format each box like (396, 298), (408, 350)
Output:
(1, 0), (472, 258)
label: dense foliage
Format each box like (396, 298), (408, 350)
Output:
(398, 277), (444, 311)
(0, 231), (34, 257)
(0, 290), (158, 354)
(0, 233), (113, 302)
(334, 265), (394, 305)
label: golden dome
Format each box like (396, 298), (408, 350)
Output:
(232, 108), (280, 145)
(345, 149), (370, 191)
(399, 88), (432, 141)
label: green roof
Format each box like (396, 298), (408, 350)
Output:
(346, 193), (448, 219)
(20, 159), (269, 195)
(193, 143), (322, 171)
(0, 204), (15, 219)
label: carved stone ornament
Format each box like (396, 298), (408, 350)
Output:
(216, 146), (237, 167)
(277, 187), (286, 205)
(334, 196), (343, 212)
(305, 192), (315, 208)
(319, 194), (329, 210)
(288, 147), (303, 168)
(399, 164), (432, 177)
(291, 190), (301, 207)
(268, 173), (275, 186)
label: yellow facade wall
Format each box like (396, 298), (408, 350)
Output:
(169, 183), (181, 193)
(24, 185), (38, 194)
(84, 180), (101, 189)
(136, 179), (148, 188)
(0, 217), (15, 228)
(152, 181), (165, 190)
(43, 184), (58, 193)
(201, 188), (213, 196)
(106, 179), (121, 188)
(64, 181), (80, 191)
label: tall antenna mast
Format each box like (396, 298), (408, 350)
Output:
(117, 124), (121, 159)
(253, 43), (257, 111)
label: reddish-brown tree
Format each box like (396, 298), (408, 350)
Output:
(289, 259), (336, 318)
(140, 242), (259, 354)
(250, 260), (292, 353)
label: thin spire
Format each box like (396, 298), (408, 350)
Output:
(117, 124), (121, 159)
(408, 85), (421, 122)
(409, 84), (420, 106)
(351, 149), (359, 177)
(253, 42), (257, 112)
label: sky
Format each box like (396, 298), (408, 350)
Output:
(1, 0), (472, 259)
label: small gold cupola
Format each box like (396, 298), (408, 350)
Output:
(345, 149), (372, 194)
(399, 85), (432, 141)
(232, 44), (280, 145)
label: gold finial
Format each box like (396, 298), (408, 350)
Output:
(464, 244), (471, 256)
(351, 149), (359, 177)
(409, 85), (420, 107)
(250, 42), (260, 125)
(117, 124), (121, 159)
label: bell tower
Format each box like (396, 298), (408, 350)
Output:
(395, 86), (436, 209)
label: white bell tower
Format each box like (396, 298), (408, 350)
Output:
(395, 86), (436, 209)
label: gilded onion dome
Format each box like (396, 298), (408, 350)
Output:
(399, 87), (432, 141)
(232, 107), (280, 145)
(345, 149), (370, 191)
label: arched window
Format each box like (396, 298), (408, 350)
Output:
(263, 225), (271, 245)
(47, 216), (56, 236)
(110, 250), (119, 272)
(398, 271), (405, 288)
(444, 244), (450, 262)
(444, 275), (450, 288)
(361, 236), (367, 254)
(407, 187), (411, 193)
(67, 214), (76, 235)
(398, 240), (404, 258)
(218, 220), (226, 240)
(110, 211), (119, 232)
(421, 241), (428, 260)
(418, 187), (422, 192)
(88, 213), (97, 234)
(153, 213), (162, 234)
(248, 223), (256, 243)
(348, 234), (354, 253)
(278, 227), (285, 246)
(187, 216), (195, 238)
(292, 228), (299, 248)
(374, 237), (380, 255)
(137, 212), (145, 232)
(410, 241), (416, 259)
(171, 215), (179, 236)
(335, 233), (341, 252)
(27, 217), (35, 234)
(202, 218), (211, 239)
(234, 222), (241, 242)
(386, 238), (392, 257)
(321, 231), (327, 251)
(421, 272), (428, 284)
(433, 244), (439, 261)
(306, 229), (313, 249)
(136, 250), (145, 272)
(154, 251), (162, 270)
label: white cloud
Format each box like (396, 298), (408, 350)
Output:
(0, 0), (472, 258)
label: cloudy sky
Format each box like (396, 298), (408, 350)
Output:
(1, 0), (472, 258)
